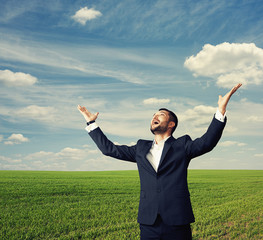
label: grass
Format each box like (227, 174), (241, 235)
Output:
(189, 170), (263, 239)
(0, 170), (262, 239)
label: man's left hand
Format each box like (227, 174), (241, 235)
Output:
(218, 83), (242, 115)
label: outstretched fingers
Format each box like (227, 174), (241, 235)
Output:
(77, 105), (99, 122)
(224, 83), (242, 102)
(78, 105), (88, 113)
(230, 83), (242, 96)
(218, 83), (242, 115)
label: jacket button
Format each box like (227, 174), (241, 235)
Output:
(157, 188), (161, 193)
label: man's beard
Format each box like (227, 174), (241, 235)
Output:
(150, 124), (169, 135)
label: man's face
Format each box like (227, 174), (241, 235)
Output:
(150, 110), (170, 134)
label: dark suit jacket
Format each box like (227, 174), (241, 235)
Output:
(89, 116), (226, 225)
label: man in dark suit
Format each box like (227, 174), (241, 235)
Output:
(78, 83), (241, 240)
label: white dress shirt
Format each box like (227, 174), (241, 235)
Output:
(146, 136), (170, 172)
(85, 109), (226, 172)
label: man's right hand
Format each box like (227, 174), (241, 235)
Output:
(77, 105), (99, 122)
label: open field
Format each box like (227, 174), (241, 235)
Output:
(0, 170), (262, 239)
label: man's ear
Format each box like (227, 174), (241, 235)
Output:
(168, 121), (175, 129)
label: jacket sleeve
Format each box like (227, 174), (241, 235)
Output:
(89, 127), (137, 163)
(185, 116), (226, 160)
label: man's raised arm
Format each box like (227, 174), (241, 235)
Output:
(77, 105), (136, 162)
(185, 83), (242, 159)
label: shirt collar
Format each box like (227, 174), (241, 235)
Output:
(153, 136), (171, 146)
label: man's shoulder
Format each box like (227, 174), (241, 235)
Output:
(137, 139), (152, 145)
(170, 135), (192, 146)
(137, 135), (192, 144)
(171, 134), (191, 141)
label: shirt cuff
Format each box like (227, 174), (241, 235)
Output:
(85, 122), (99, 132)
(215, 109), (226, 122)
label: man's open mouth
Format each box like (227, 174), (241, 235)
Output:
(153, 120), (159, 125)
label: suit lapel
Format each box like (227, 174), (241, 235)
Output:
(158, 137), (175, 169)
(138, 137), (175, 175)
(140, 141), (157, 175)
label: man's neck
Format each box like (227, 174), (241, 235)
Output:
(154, 133), (171, 144)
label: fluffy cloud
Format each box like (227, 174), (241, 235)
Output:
(171, 104), (221, 138)
(246, 115), (263, 123)
(184, 42), (263, 88)
(12, 146), (135, 171)
(0, 69), (37, 87)
(4, 133), (29, 145)
(143, 98), (170, 105)
(179, 105), (217, 126)
(224, 98), (263, 137)
(16, 105), (57, 122)
(71, 7), (102, 25)
(254, 153), (263, 157)
(24, 147), (88, 162)
(0, 155), (22, 163)
(219, 141), (246, 147)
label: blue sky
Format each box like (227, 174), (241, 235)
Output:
(0, 0), (263, 171)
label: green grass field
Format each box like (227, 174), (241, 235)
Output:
(0, 170), (262, 239)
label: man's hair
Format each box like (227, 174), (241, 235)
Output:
(159, 108), (178, 134)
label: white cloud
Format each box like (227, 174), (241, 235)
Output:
(219, 141), (246, 147)
(224, 99), (263, 137)
(24, 147), (98, 163)
(184, 42), (263, 88)
(71, 7), (102, 25)
(254, 153), (263, 157)
(143, 98), (170, 105)
(179, 105), (217, 126)
(0, 69), (37, 87)
(246, 115), (263, 123)
(16, 105), (57, 122)
(13, 146), (136, 171)
(4, 133), (29, 145)
(26, 151), (53, 160)
(0, 135), (3, 142)
(0, 155), (22, 163)
(55, 147), (87, 161)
